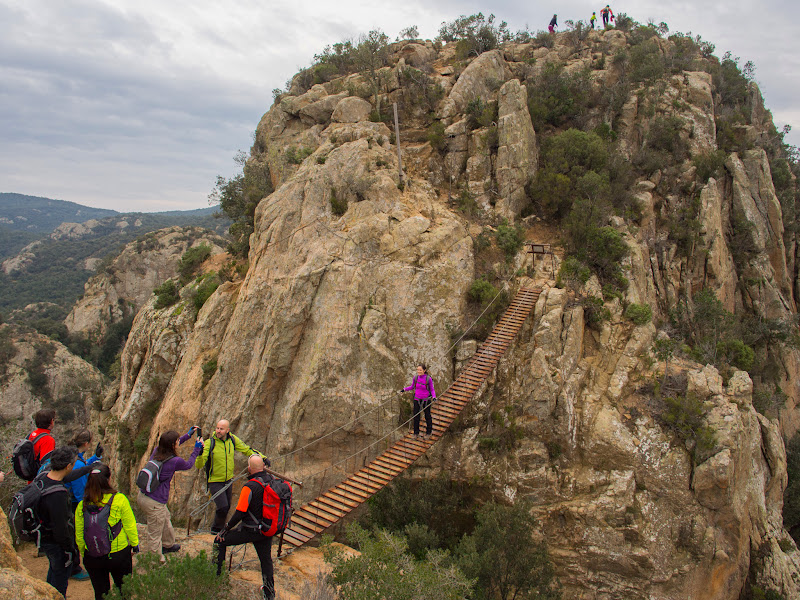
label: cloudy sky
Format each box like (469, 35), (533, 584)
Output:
(1, 0), (796, 212)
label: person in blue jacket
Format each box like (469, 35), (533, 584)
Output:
(66, 430), (103, 510)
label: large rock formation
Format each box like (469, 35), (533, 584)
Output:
(65, 227), (227, 338)
(61, 24), (800, 600)
(0, 508), (63, 600)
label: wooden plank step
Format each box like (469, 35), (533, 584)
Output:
(304, 499), (347, 520)
(315, 492), (357, 512)
(373, 455), (409, 470)
(331, 485), (370, 503)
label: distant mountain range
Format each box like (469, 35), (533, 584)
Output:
(0, 193), (231, 314)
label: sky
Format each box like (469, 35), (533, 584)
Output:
(0, 0), (797, 212)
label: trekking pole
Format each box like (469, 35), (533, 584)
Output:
(277, 530), (286, 557)
(265, 466), (303, 488)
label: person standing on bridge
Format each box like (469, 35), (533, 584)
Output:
(214, 455), (276, 600)
(196, 419), (266, 534)
(401, 364), (437, 440)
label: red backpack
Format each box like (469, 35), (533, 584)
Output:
(247, 476), (293, 537)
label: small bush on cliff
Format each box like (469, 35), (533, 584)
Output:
(0, 327), (17, 383)
(210, 150), (273, 257)
(426, 121), (446, 151)
(661, 393), (716, 462)
(330, 189), (348, 217)
(624, 303), (653, 326)
(25, 342), (54, 400)
(105, 551), (230, 600)
(692, 150), (727, 182)
(178, 244), (212, 283)
(193, 274), (220, 313)
(526, 63), (592, 130)
(495, 221), (525, 260)
(456, 502), (561, 600)
(437, 13), (510, 58)
(153, 279), (180, 309)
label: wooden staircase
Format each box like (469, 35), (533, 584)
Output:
(279, 286), (542, 553)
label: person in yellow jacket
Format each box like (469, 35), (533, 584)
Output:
(75, 464), (139, 600)
(196, 419), (267, 533)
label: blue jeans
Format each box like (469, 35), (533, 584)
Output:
(41, 541), (72, 597)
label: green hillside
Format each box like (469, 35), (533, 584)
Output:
(0, 193), (118, 232)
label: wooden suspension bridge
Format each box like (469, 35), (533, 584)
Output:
(278, 285), (542, 554)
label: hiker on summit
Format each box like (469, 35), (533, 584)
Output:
(590, 11), (597, 29)
(37, 446), (79, 598)
(601, 5), (614, 27)
(400, 364), (437, 440)
(549, 14), (558, 33)
(214, 455), (277, 600)
(137, 429), (203, 560)
(196, 419), (264, 534)
(76, 464), (139, 600)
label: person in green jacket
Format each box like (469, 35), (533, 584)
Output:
(196, 419), (265, 533)
(76, 464), (139, 600)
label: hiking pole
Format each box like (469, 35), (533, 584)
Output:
(277, 530), (286, 557)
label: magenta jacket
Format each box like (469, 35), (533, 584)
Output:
(403, 374), (436, 400)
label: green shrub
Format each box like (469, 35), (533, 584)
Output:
(468, 278), (499, 304)
(178, 244), (212, 283)
(285, 146), (314, 164)
(526, 63), (592, 130)
(716, 339), (755, 371)
(645, 116), (688, 160)
(495, 222), (525, 260)
(692, 150), (727, 182)
(582, 296), (611, 329)
(153, 280), (180, 309)
(330, 189), (348, 216)
(426, 121), (446, 151)
(661, 393), (716, 462)
(457, 502), (560, 600)
(628, 39), (665, 84)
(457, 188), (478, 216)
(438, 13), (510, 57)
(624, 303), (653, 326)
(557, 256), (592, 288)
(202, 358), (218, 387)
(193, 276), (220, 312)
(105, 551), (230, 600)
(326, 523), (473, 600)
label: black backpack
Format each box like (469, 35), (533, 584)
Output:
(7, 473), (68, 546)
(82, 495), (123, 557)
(136, 458), (167, 494)
(11, 432), (52, 480)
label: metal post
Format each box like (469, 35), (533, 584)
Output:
(393, 103), (404, 185)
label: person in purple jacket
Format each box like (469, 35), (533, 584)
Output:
(136, 428), (203, 560)
(400, 364), (437, 440)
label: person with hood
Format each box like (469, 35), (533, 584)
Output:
(549, 14), (558, 33)
(213, 455), (277, 600)
(196, 420), (263, 533)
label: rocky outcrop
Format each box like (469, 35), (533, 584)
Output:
(0, 324), (105, 443)
(65, 227), (227, 338)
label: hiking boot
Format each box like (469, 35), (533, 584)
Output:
(70, 569), (90, 581)
(261, 584), (275, 600)
(162, 544), (181, 553)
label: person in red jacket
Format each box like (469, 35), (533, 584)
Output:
(601, 5), (614, 27)
(27, 408), (56, 482)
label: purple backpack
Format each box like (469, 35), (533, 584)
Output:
(83, 494), (123, 557)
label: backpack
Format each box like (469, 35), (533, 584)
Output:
(7, 473), (67, 546)
(11, 432), (53, 480)
(136, 458), (167, 494)
(247, 475), (293, 537)
(82, 495), (123, 557)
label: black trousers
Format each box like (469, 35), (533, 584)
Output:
(83, 546), (133, 600)
(214, 528), (273, 595)
(413, 398), (433, 435)
(208, 481), (233, 531)
(41, 541), (71, 597)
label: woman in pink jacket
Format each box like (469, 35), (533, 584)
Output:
(401, 364), (437, 440)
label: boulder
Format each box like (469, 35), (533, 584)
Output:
(331, 97), (372, 123)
